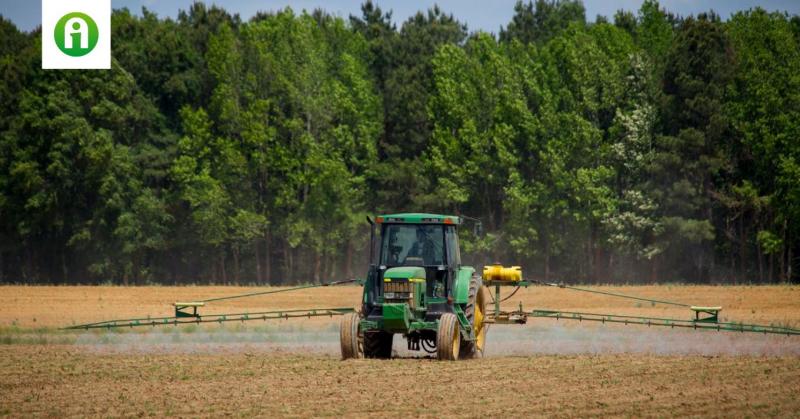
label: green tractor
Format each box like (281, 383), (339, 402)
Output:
(340, 213), (490, 361)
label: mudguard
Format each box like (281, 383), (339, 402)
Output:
(454, 266), (475, 304)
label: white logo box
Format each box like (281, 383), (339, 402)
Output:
(42, 0), (111, 69)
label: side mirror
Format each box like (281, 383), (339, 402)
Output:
(474, 221), (483, 238)
(367, 216), (376, 264)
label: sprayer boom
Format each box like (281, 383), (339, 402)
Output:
(63, 280), (360, 330)
(64, 307), (355, 330)
(482, 267), (800, 336)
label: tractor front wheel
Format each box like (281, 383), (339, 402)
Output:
(436, 313), (460, 361)
(340, 312), (363, 359)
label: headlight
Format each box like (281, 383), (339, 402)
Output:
(384, 292), (411, 300)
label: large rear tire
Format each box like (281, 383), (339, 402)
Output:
(460, 275), (490, 359)
(436, 313), (460, 361)
(340, 312), (363, 360)
(363, 331), (393, 359)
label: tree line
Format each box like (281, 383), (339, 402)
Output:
(1, 1), (799, 285)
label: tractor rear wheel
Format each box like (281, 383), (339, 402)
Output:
(460, 275), (490, 358)
(436, 313), (460, 360)
(340, 312), (363, 359)
(363, 331), (393, 359)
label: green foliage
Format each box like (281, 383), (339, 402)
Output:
(366, 6), (467, 213)
(500, 0), (586, 45)
(1, 3), (799, 284)
(757, 230), (782, 255)
(727, 9), (800, 241)
(636, 0), (674, 64)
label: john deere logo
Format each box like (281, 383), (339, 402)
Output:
(53, 12), (99, 57)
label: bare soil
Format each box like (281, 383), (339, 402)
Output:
(1, 346), (798, 417)
(0, 285), (798, 417)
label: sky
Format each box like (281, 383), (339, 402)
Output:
(2, 0), (799, 34)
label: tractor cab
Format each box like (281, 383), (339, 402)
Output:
(363, 214), (462, 311)
(377, 215), (461, 298)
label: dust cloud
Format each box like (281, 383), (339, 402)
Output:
(481, 323), (800, 357)
(69, 320), (800, 357)
(73, 323), (341, 355)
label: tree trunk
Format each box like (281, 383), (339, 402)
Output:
(25, 246), (33, 284)
(233, 246), (240, 286)
(265, 230), (272, 284)
(320, 252), (326, 282)
(289, 246), (294, 284)
(706, 206), (715, 282)
(607, 253), (614, 282)
(254, 240), (263, 285)
(133, 253), (139, 286)
(697, 249), (705, 283)
(544, 248), (550, 282)
(588, 227), (594, 283)
(598, 247), (608, 284)
(60, 246), (68, 284)
(171, 251), (179, 286)
(345, 240), (353, 280)
(133, 252), (144, 286)
(328, 253), (337, 281)
(729, 217), (736, 284)
(788, 239), (793, 283)
(757, 241), (764, 284)
(282, 243), (291, 285)
(220, 249), (228, 285)
(769, 253), (774, 284)
(314, 252), (321, 283)
(324, 252), (331, 281)
(781, 219), (787, 282)
(51, 244), (58, 283)
(211, 253), (218, 284)
(738, 215), (746, 283)
(650, 255), (659, 283)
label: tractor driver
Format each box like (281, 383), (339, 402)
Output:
(405, 226), (436, 265)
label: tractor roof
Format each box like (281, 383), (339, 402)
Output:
(376, 213), (461, 225)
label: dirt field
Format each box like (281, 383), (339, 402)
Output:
(3, 284), (800, 328)
(1, 285), (799, 417)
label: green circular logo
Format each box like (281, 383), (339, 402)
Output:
(53, 12), (99, 57)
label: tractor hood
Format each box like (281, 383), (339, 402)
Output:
(383, 266), (426, 281)
(382, 266), (426, 333)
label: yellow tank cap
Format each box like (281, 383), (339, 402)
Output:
(482, 265), (522, 282)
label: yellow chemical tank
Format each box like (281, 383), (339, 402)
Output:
(482, 264), (522, 282)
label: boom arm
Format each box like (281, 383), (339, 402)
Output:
(64, 307), (355, 330)
(483, 274), (800, 336)
(62, 279), (360, 331)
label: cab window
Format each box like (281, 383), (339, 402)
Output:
(445, 226), (460, 265)
(380, 224), (444, 266)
